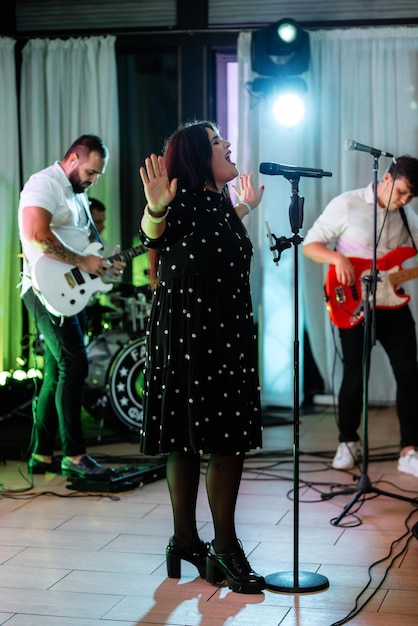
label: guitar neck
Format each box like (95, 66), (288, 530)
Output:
(107, 245), (146, 264)
(389, 266), (418, 286)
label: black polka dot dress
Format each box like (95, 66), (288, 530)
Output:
(139, 189), (262, 455)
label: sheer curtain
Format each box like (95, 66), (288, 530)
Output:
(20, 35), (121, 248)
(238, 26), (418, 406)
(0, 37), (22, 372)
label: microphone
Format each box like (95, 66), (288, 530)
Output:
(265, 221), (279, 264)
(345, 139), (393, 158)
(260, 162), (332, 178)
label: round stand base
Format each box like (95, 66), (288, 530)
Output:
(265, 570), (329, 593)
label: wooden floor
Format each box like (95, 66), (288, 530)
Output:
(1, 404), (418, 626)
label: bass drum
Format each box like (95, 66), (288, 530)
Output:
(83, 330), (146, 435)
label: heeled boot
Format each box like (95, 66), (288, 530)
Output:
(206, 540), (265, 594)
(166, 536), (209, 579)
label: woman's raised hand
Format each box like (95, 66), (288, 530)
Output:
(139, 154), (177, 212)
(231, 172), (264, 209)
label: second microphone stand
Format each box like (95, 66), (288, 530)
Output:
(265, 174), (329, 593)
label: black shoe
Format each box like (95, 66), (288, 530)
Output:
(166, 536), (210, 579)
(206, 541), (265, 594)
(28, 456), (62, 475)
(61, 454), (114, 479)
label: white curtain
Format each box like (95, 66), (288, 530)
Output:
(20, 35), (121, 247)
(0, 37), (22, 372)
(238, 26), (418, 406)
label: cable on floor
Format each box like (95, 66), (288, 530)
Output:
(329, 507), (418, 625)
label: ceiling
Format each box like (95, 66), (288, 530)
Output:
(14, 0), (418, 35)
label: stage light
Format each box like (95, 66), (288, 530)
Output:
(27, 368), (43, 380)
(273, 93), (305, 127)
(250, 76), (307, 127)
(0, 371), (12, 386)
(12, 369), (27, 381)
(277, 21), (298, 45)
(251, 18), (310, 78)
(249, 19), (310, 126)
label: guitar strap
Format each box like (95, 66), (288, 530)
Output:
(399, 206), (418, 252)
(79, 194), (104, 249)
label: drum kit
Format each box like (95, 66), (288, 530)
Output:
(83, 282), (152, 436)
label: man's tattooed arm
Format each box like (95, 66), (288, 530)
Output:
(40, 235), (82, 266)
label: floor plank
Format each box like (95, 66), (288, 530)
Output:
(1, 406), (418, 625)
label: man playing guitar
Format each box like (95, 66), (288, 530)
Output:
(303, 155), (418, 475)
(19, 134), (124, 478)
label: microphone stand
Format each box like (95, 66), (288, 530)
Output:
(265, 174), (329, 592)
(321, 155), (418, 522)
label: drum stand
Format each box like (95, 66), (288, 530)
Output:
(264, 173), (329, 593)
(127, 293), (149, 334)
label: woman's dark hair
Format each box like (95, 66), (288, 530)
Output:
(148, 121), (230, 288)
(164, 120), (220, 192)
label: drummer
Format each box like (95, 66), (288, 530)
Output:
(110, 238), (151, 334)
(86, 197), (122, 336)
(89, 197), (108, 251)
(88, 201), (152, 334)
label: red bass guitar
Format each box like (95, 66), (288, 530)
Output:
(324, 246), (418, 329)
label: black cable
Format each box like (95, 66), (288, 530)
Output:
(329, 507), (418, 625)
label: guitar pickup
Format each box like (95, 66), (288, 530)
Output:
(63, 271), (77, 289)
(64, 267), (86, 289)
(350, 285), (360, 301)
(335, 286), (345, 303)
(69, 267), (86, 286)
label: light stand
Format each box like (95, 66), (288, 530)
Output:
(321, 155), (418, 521)
(264, 171), (329, 593)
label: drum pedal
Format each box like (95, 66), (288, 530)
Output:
(65, 462), (166, 492)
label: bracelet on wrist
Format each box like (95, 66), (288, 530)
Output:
(235, 201), (253, 215)
(145, 205), (169, 224)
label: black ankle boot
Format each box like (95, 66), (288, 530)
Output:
(206, 541), (265, 594)
(166, 536), (209, 579)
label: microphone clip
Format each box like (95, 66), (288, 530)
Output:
(269, 233), (300, 264)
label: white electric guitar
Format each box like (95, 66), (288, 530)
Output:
(32, 241), (147, 316)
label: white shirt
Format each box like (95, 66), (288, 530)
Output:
(303, 183), (418, 258)
(18, 162), (91, 295)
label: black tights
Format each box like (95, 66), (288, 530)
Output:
(166, 450), (245, 554)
